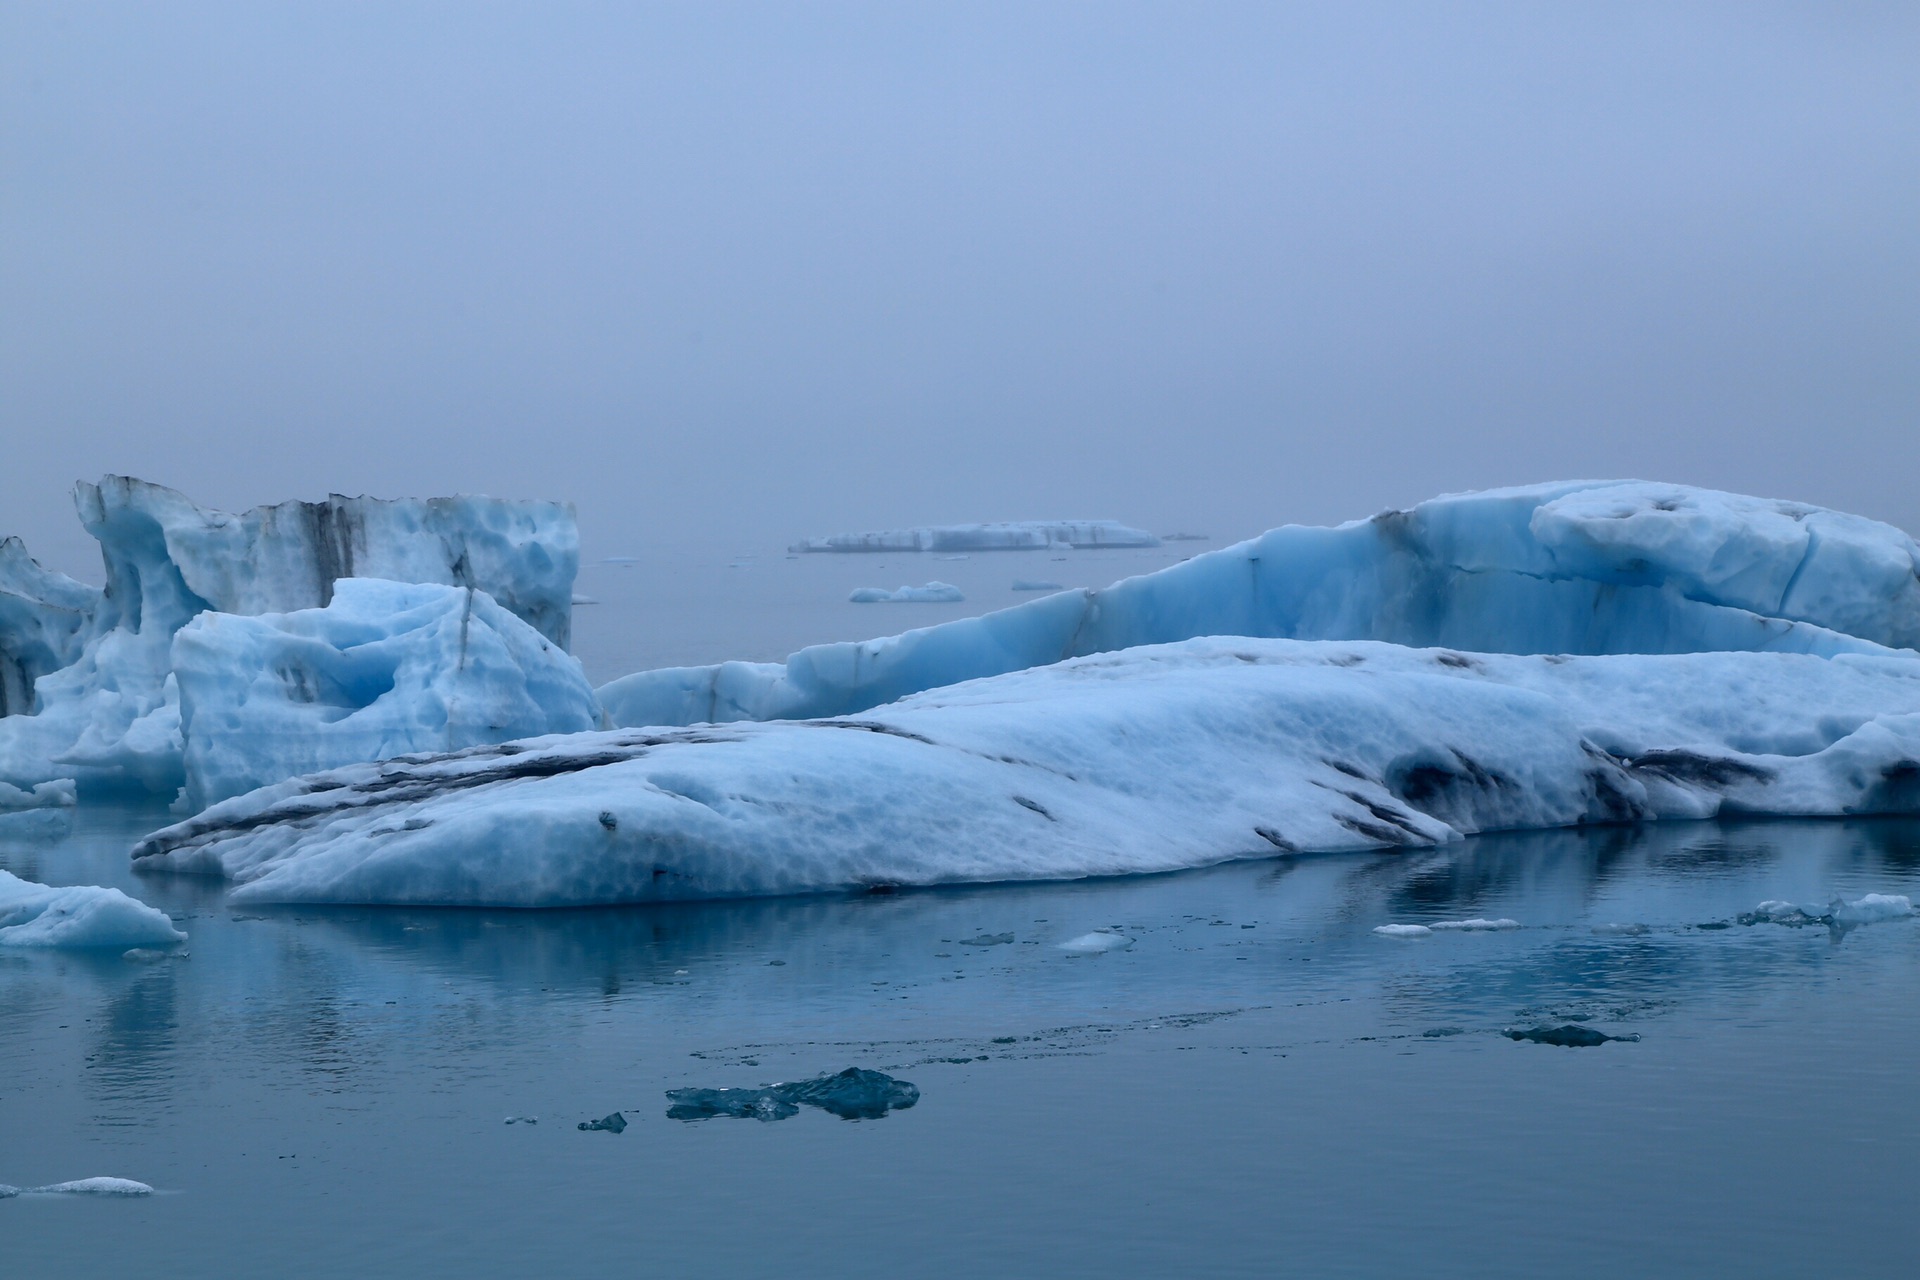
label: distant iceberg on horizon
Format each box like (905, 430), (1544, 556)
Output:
(790, 519), (1159, 553)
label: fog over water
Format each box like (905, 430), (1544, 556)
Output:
(4, 2), (1917, 583)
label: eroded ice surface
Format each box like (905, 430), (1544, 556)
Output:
(132, 638), (1920, 906)
(0, 868), (184, 948)
(791, 520), (1159, 553)
(848, 582), (966, 604)
(601, 481), (1920, 729)
(175, 580), (602, 810)
(0, 476), (579, 797)
(0, 537), (100, 718)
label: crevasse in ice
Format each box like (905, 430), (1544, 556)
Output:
(600, 480), (1920, 729)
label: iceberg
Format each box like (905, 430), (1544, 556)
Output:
(848, 582), (965, 604)
(0, 537), (100, 718)
(600, 481), (1918, 730)
(790, 520), (1159, 553)
(174, 579), (602, 810)
(0, 476), (579, 797)
(131, 638), (1920, 907)
(0, 868), (185, 948)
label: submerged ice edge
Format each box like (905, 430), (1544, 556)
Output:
(129, 637), (1920, 907)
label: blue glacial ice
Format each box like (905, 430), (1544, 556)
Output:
(790, 520), (1159, 553)
(131, 638), (1920, 906)
(0, 476), (579, 800)
(175, 579), (602, 810)
(848, 582), (966, 604)
(0, 868), (185, 948)
(0, 536), (100, 718)
(600, 481), (1919, 729)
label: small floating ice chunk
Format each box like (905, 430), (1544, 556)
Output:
(666, 1068), (919, 1122)
(1504, 1024), (1638, 1047)
(1057, 930), (1133, 954)
(577, 1112), (626, 1133)
(848, 582), (965, 604)
(121, 947), (179, 963)
(934, 555), (970, 562)
(1010, 579), (1065, 592)
(30, 1178), (155, 1196)
(1590, 923), (1651, 936)
(0, 870), (186, 949)
(1429, 918), (1521, 931)
(1831, 893), (1913, 925)
(958, 932), (1014, 947)
(571, 593), (599, 605)
(503, 1115), (538, 1125)
(602, 556), (640, 566)
(1373, 924), (1433, 938)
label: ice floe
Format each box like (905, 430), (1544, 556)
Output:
(1058, 931), (1134, 954)
(0, 869), (186, 948)
(131, 637), (1920, 906)
(600, 481), (1918, 730)
(1, 1178), (155, 1196)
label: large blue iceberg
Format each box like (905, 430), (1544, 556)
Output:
(0, 476), (580, 799)
(133, 639), (1920, 906)
(600, 481), (1920, 729)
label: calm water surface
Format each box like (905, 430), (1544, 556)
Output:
(5, 802), (1918, 1278)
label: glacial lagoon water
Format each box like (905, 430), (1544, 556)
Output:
(7, 545), (1920, 1276)
(5, 799), (1919, 1278)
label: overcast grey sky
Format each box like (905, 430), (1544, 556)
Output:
(3, 1), (1916, 578)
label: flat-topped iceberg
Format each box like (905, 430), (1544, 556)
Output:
(601, 481), (1919, 729)
(175, 579), (602, 810)
(791, 520), (1159, 553)
(848, 582), (965, 604)
(0, 476), (579, 798)
(132, 639), (1920, 906)
(0, 868), (185, 948)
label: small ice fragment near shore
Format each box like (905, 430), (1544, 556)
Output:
(30, 1178), (155, 1195)
(666, 1068), (919, 1122)
(1058, 930), (1133, 954)
(577, 1112), (626, 1133)
(1504, 1025), (1638, 1047)
(1429, 918), (1521, 931)
(1373, 924), (1432, 938)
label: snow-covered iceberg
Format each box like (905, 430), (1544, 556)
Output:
(175, 579), (602, 810)
(601, 481), (1919, 729)
(0, 537), (100, 718)
(132, 638), (1920, 906)
(791, 520), (1159, 553)
(848, 582), (965, 604)
(0, 476), (579, 797)
(0, 869), (185, 948)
